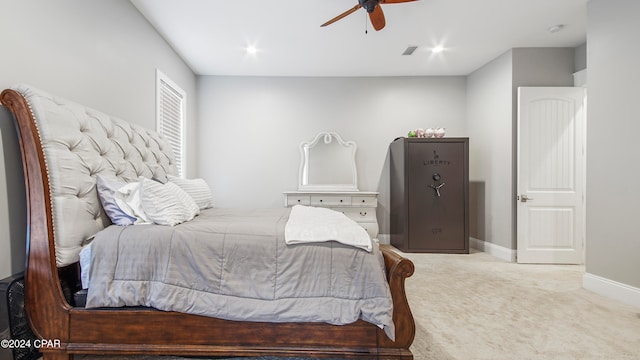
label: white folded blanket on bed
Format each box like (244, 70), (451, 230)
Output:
(284, 205), (372, 252)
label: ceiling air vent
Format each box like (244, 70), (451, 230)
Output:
(402, 46), (418, 56)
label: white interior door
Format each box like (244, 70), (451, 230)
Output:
(517, 87), (586, 264)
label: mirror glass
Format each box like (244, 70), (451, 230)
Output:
(299, 132), (358, 191)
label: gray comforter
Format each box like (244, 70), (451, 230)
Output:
(85, 208), (395, 339)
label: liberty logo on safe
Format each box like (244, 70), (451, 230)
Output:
(424, 150), (451, 166)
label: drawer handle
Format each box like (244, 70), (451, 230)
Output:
(361, 199), (366, 203)
(359, 211), (367, 216)
(319, 199), (323, 203)
(340, 199), (343, 203)
(297, 199), (301, 203)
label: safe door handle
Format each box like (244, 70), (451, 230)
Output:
(428, 182), (445, 197)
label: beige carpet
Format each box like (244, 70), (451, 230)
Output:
(403, 249), (640, 360)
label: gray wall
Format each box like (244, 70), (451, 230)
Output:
(574, 43), (587, 72)
(586, 0), (640, 288)
(466, 51), (514, 249)
(512, 48), (576, 86)
(197, 76), (467, 239)
(466, 48), (575, 250)
(0, 0), (196, 279)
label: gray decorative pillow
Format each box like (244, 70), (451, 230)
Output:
(167, 175), (214, 210)
(95, 174), (137, 226)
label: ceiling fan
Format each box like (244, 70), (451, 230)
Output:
(321, 0), (418, 31)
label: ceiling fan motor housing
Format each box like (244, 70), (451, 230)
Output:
(359, 0), (381, 13)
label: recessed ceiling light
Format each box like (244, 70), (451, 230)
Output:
(246, 45), (258, 55)
(548, 24), (565, 33)
(431, 45), (444, 54)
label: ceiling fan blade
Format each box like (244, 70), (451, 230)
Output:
(381, 0), (418, 3)
(321, 4), (362, 27)
(369, 5), (386, 31)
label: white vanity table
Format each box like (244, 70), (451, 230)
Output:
(284, 132), (379, 239)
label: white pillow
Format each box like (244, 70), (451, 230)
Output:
(114, 181), (151, 224)
(139, 178), (200, 226)
(95, 174), (137, 226)
(167, 175), (214, 210)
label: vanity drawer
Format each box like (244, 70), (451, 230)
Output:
(311, 195), (352, 206)
(351, 196), (377, 207)
(287, 195), (311, 206)
(336, 208), (377, 222)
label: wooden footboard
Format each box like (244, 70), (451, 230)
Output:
(1, 87), (415, 359)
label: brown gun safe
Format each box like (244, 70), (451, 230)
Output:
(390, 137), (469, 253)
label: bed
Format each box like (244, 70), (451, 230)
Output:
(0, 85), (415, 360)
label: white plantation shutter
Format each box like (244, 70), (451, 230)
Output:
(156, 69), (186, 176)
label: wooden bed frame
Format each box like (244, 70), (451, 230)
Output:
(1, 87), (415, 360)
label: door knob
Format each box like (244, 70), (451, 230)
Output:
(519, 194), (534, 202)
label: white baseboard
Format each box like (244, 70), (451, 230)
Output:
(583, 272), (640, 309)
(470, 237), (516, 262)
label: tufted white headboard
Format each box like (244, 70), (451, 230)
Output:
(13, 85), (177, 267)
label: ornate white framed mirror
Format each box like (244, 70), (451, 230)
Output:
(298, 132), (359, 192)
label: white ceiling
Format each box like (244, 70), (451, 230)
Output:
(131, 0), (588, 77)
